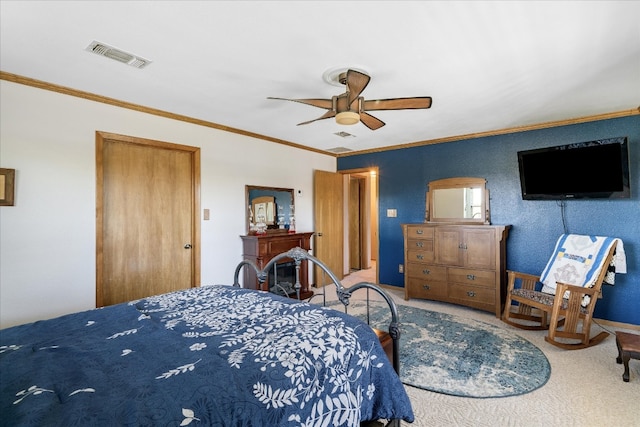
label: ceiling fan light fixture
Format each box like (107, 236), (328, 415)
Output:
(335, 111), (360, 125)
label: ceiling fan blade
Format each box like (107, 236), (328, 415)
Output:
(297, 110), (336, 126)
(346, 70), (370, 107)
(359, 112), (385, 130)
(363, 97), (432, 111)
(267, 97), (333, 110)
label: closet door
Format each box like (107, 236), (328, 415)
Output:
(96, 132), (200, 306)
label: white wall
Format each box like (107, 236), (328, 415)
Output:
(0, 80), (336, 328)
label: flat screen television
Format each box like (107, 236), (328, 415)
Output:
(517, 137), (630, 200)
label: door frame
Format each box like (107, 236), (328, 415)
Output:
(340, 167), (379, 283)
(95, 131), (201, 307)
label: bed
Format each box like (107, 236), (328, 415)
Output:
(1, 248), (414, 426)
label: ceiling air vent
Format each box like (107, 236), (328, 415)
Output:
(326, 147), (354, 154)
(334, 131), (356, 138)
(86, 41), (152, 69)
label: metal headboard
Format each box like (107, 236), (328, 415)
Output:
(232, 247), (401, 375)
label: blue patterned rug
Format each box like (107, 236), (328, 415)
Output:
(325, 300), (551, 398)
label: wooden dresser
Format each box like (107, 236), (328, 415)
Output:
(402, 223), (510, 317)
(240, 232), (314, 299)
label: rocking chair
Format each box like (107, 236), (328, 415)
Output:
(502, 234), (623, 350)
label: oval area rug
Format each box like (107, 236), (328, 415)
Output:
(327, 300), (551, 398)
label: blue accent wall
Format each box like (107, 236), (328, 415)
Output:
(338, 116), (640, 325)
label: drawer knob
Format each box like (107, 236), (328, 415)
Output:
(415, 241), (424, 248)
(467, 291), (476, 297)
(423, 284), (430, 290)
(416, 254), (424, 260)
(416, 229), (424, 235)
(466, 274), (476, 280)
(422, 269), (431, 275)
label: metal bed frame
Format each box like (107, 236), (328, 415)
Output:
(233, 247), (404, 427)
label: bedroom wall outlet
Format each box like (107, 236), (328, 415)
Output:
(203, 209), (210, 220)
(398, 264), (404, 273)
(387, 208), (397, 217)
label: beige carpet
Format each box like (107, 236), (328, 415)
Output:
(324, 264), (640, 427)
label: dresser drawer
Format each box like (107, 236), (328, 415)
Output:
(406, 263), (447, 281)
(407, 238), (433, 251)
(407, 248), (434, 263)
(448, 283), (495, 305)
(448, 267), (495, 287)
(407, 277), (448, 299)
(406, 226), (434, 240)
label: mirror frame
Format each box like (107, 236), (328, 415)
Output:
(425, 177), (490, 224)
(245, 185), (295, 234)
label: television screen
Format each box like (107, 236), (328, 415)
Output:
(517, 137), (630, 200)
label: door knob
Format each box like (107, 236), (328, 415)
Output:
(184, 244), (192, 249)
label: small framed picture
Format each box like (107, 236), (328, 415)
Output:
(0, 168), (16, 206)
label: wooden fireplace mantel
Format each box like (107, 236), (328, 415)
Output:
(240, 232), (314, 299)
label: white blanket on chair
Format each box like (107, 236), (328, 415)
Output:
(540, 234), (626, 296)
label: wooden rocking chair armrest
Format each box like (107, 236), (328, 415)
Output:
(507, 270), (541, 282)
(555, 281), (600, 297)
(506, 270), (541, 292)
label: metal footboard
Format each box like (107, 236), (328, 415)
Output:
(233, 247), (403, 427)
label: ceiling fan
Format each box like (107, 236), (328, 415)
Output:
(268, 69), (432, 130)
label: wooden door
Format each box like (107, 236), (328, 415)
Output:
(349, 177), (362, 270)
(96, 132), (200, 306)
(464, 228), (495, 269)
(313, 169), (344, 285)
(435, 228), (463, 266)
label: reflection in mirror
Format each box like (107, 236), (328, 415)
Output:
(426, 177), (489, 224)
(252, 196), (276, 225)
(432, 188), (483, 219)
(246, 185), (294, 234)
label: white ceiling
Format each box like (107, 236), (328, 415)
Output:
(1, 1), (639, 155)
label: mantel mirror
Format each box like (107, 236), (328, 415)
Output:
(246, 185), (295, 234)
(425, 177), (490, 224)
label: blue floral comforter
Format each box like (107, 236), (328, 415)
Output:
(0, 285), (414, 426)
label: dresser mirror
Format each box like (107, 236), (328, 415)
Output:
(246, 185), (295, 233)
(426, 177), (490, 224)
